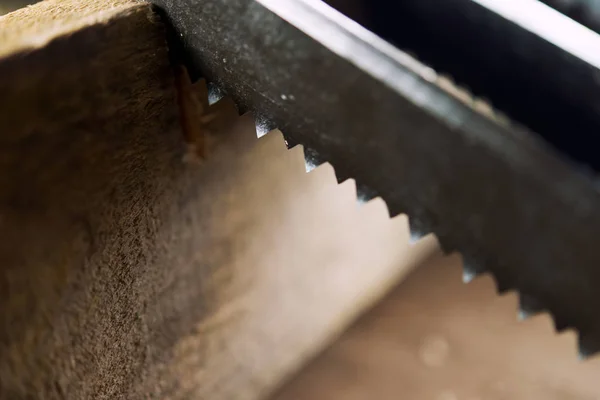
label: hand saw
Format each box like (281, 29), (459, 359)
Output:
(153, 0), (600, 354)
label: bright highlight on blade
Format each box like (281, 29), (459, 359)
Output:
(473, 0), (600, 69)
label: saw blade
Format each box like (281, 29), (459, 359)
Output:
(174, 68), (599, 399)
(156, 0), (600, 354)
(178, 65), (597, 362)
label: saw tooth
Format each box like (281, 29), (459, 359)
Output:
(578, 335), (600, 361)
(355, 182), (377, 205)
(206, 80), (225, 105)
(405, 217), (440, 253)
(461, 254), (488, 284)
(408, 225), (427, 245)
(461, 263), (479, 284)
(578, 336), (592, 360)
(577, 334), (600, 360)
(304, 159), (317, 173)
(254, 114), (276, 139)
(517, 294), (545, 321)
(302, 147), (321, 173)
(517, 309), (532, 321)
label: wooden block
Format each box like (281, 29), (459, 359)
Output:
(272, 254), (600, 400)
(1, 1), (178, 398)
(0, 1), (438, 398)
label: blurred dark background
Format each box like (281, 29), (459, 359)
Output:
(324, 0), (600, 172)
(0, 0), (33, 14)
(325, 0), (600, 33)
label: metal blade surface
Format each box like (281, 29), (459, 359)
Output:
(153, 0), (600, 352)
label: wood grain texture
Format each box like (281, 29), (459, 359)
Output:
(1, 1), (178, 397)
(272, 254), (600, 400)
(0, 1), (438, 398)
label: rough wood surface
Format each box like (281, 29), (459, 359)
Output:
(0, 1), (438, 398)
(272, 254), (600, 400)
(1, 1), (177, 397)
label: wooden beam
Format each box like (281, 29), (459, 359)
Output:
(272, 255), (600, 400)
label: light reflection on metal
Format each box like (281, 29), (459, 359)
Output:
(473, 0), (600, 68)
